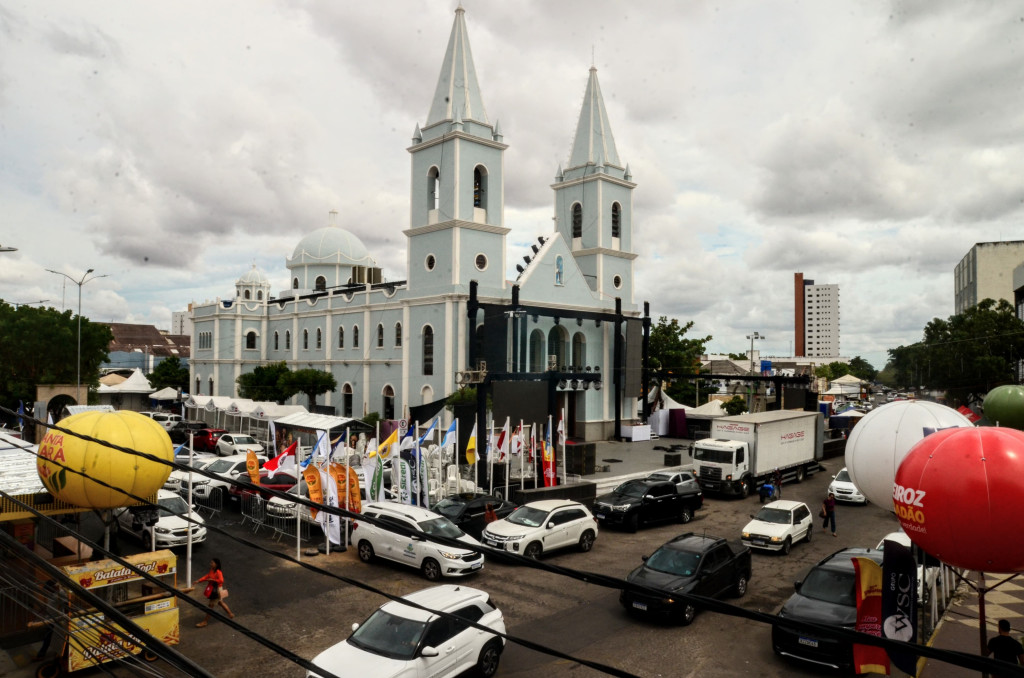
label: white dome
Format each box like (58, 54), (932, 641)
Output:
(237, 264), (269, 286)
(289, 226), (373, 267)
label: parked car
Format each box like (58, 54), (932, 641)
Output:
(646, 470), (699, 491)
(741, 500), (813, 555)
(620, 532), (751, 625)
(306, 584), (505, 678)
(200, 454), (267, 503)
(593, 478), (702, 531)
(139, 411), (183, 431)
(215, 432), (265, 457)
(772, 547), (885, 671)
(163, 455), (217, 493)
(112, 489), (207, 548)
(354, 501), (484, 581)
(191, 428), (228, 452)
(167, 420), (209, 445)
(481, 499), (598, 559)
(431, 493), (517, 539)
(876, 530), (940, 604)
(828, 467), (867, 504)
(229, 471), (300, 502)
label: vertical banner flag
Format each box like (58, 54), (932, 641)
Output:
(395, 457), (413, 504)
(466, 423), (479, 465)
(367, 454), (385, 502)
(543, 418), (556, 487)
(881, 539), (918, 674)
(245, 450), (261, 486)
(316, 430), (331, 462)
(529, 424), (536, 463)
(852, 557), (891, 676)
(329, 463), (362, 514)
(419, 452), (430, 507)
(319, 469), (341, 545)
(303, 466), (323, 520)
(268, 419), (277, 455)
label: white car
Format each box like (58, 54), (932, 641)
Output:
(828, 466), (867, 504)
(307, 585), (505, 678)
(113, 489), (207, 548)
(200, 453), (267, 503)
(164, 455), (217, 494)
(355, 501), (484, 581)
(481, 499), (598, 559)
(140, 411), (183, 431)
(215, 433), (265, 457)
(876, 530), (940, 603)
(740, 500), (813, 555)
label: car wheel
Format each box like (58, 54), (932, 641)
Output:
(733, 575), (748, 598)
(627, 513), (639, 533)
(805, 526), (813, 543)
(35, 659), (62, 678)
(578, 530), (595, 552)
(357, 540), (374, 563)
(782, 537), (792, 555)
(476, 639), (503, 678)
(795, 466), (806, 483)
(680, 603), (697, 626)
(421, 558), (442, 581)
(679, 507), (693, 524)
(524, 542), (542, 559)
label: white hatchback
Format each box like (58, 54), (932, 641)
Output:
(740, 500), (813, 555)
(355, 502), (484, 581)
(481, 499), (598, 559)
(214, 433), (265, 457)
(307, 585), (505, 678)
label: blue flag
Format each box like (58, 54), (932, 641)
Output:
(418, 418), (438, 446)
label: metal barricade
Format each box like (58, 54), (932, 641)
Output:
(240, 493), (267, 533)
(266, 506), (315, 543)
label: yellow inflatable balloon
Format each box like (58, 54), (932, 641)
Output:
(37, 411), (173, 508)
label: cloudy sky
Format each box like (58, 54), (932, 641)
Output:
(2, 1), (1022, 371)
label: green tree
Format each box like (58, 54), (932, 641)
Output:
(147, 356), (190, 392)
(649, 316), (712, 406)
(888, 298), (1024, 404)
(279, 368), (337, 409)
(0, 302), (112, 410)
(847, 356), (877, 382)
(722, 395), (747, 416)
(826, 361), (850, 379)
(362, 411), (381, 429)
(236, 362), (296, 403)
(813, 364), (832, 380)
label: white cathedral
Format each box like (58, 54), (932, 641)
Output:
(189, 7), (646, 441)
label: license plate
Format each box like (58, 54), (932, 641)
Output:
(470, 562), (482, 570)
(595, 513), (606, 520)
(632, 601), (647, 611)
(485, 540), (497, 547)
(798, 637), (819, 648)
(753, 540), (766, 546)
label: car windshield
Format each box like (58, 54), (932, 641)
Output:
(204, 459), (236, 473)
(230, 435), (258, 445)
(417, 516), (465, 539)
(347, 609), (426, 661)
(507, 506), (549, 528)
(645, 547), (700, 577)
(613, 480), (649, 498)
(835, 469), (852, 482)
(799, 568), (856, 606)
(647, 472), (671, 482)
(432, 496), (467, 518)
(693, 446), (734, 464)
(754, 507), (791, 524)
(157, 495), (189, 516)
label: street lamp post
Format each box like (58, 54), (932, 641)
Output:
(747, 332), (764, 411)
(46, 268), (108, 405)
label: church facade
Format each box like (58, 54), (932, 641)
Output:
(189, 8), (646, 441)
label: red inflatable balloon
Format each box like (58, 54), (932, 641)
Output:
(894, 427), (1024, 573)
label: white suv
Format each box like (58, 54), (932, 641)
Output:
(354, 502), (484, 581)
(740, 499), (813, 555)
(307, 585), (505, 678)
(140, 411), (183, 431)
(113, 489), (207, 548)
(481, 499), (598, 559)
(199, 454), (266, 503)
(214, 433), (265, 457)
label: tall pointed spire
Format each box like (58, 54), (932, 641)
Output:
(566, 66), (621, 173)
(426, 6), (489, 127)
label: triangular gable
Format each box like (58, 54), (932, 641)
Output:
(832, 374), (864, 384)
(515, 233), (601, 306)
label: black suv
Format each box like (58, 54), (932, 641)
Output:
(167, 420), (209, 445)
(593, 478), (702, 532)
(772, 547), (884, 671)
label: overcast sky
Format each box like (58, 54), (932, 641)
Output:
(2, 1), (1022, 372)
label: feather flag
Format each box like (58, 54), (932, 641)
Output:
(366, 454), (385, 501)
(466, 422), (479, 465)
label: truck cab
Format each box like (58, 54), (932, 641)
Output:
(693, 438), (750, 496)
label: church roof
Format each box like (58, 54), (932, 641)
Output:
(288, 226), (374, 267)
(237, 263), (269, 286)
(426, 6), (489, 127)
(567, 67), (621, 172)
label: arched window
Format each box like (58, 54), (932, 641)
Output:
(421, 384), (434, 404)
(383, 385), (395, 420)
(315, 276), (326, 292)
(342, 383), (353, 418)
(257, 291), (263, 301)
(195, 377), (200, 395)
(572, 203), (582, 238)
(316, 328), (322, 349)
(572, 332), (587, 370)
(422, 326), (434, 376)
(376, 323), (384, 348)
(529, 329), (545, 372)
(292, 278), (299, 290)
(338, 326), (344, 349)
(303, 329), (309, 350)
(353, 325), (360, 348)
(548, 326), (568, 369)
(473, 166), (487, 209)
(245, 331), (257, 350)
(274, 331), (279, 351)
(428, 167), (440, 211)
(612, 202), (621, 238)
(243, 290), (251, 300)
(395, 322), (403, 347)
(208, 377), (214, 394)
(285, 331), (291, 350)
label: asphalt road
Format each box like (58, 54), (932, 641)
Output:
(99, 455), (900, 678)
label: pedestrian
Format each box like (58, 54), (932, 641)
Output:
(484, 503), (498, 524)
(34, 580), (63, 661)
(821, 492), (837, 536)
(193, 558), (234, 626)
(986, 619), (1024, 677)
(772, 468), (782, 499)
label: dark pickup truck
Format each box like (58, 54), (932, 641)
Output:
(592, 478), (703, 532)
(620, 532), (752, 625)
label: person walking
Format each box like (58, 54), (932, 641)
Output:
(986, 619), (1024, 677)
(484, 503), (498, 524)
(193, 558), (234, 626)
(772, 468), (783, 499)
(821, 492), (837, 536)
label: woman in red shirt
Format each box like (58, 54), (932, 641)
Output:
(195, 558), (234, 627)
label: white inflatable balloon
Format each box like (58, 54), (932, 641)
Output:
(844, 401), (974, 510)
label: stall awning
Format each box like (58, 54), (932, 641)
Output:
(273, 411), (372, 432)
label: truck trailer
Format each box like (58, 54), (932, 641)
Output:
(693, 410), (823, 497)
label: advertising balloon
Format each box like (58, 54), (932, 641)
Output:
(894, 426), (1024, 573)
(845, 401), (973, 509)
(37, 411), (173, 508)
(982, 385), (1024, 430)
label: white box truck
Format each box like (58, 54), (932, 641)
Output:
(693, 410), (823, 497)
